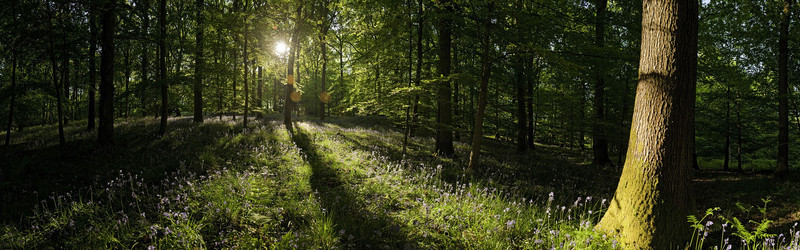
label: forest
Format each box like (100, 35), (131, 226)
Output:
(1, 0), (800, 248)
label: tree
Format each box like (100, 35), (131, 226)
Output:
(775, 0), (792, 176)
(592, 0), (613, 167)
(158, 0), (167, 135)
(468, 1), (493, 170)
(285, 6), (302, 129)
(5, 1), (18, 146)
(435, 0), (454, 156)
(596, 0), (698, 248)
(98, 0), (117, 147)
(193, 0), (204, 123)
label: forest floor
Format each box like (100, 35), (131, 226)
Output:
(1, 115), (798, 249)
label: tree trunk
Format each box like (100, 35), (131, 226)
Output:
(776, 0), (791, 176)
(158, 0), (168, 135)
(596, 0), (697, 247)
(435, 0), (454, 156)
(321, 27), (328, 120)
(285, 6), (302, 129)
(592, 0), (612, 166)
(257, 66), (263, 118)
(736, 92), (743, 172)
(5, 54), (16, 146)
(124, 45), (131, 120)
(526, 57), (536, 149)
(410, 0), (424, 138)
(723, 86), (731, 171)
(98, 0), (116, 147)
(62, 28), (70, 126)
(139, 0), (150, 117)
(193, 0), (204, 123)
(243, 21), (249, 127)
(467, 2), (493, 170)
(87, 6), (97, 130)
(514, 55), (527, 152)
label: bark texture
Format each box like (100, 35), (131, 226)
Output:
(193, 0), (204, 123)
(596, 0), (698, 248)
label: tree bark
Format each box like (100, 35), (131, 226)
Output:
(723, 85), (731, 171)
(98, 0), (116, 147)
(158, 0), (168, 135)
(193, 0), (204, 123)
(467, 2), (493, 170)
(139, 0), (150, 117)
(435, 0), (454, 156)
(776, 0), (791, 176)
(592, 0), (612, 166)
(596, 0), (697, 248)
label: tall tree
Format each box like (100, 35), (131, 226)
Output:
(284, 6), (302, 129)
(257, 66), (263, 118)
(514, 55), (527, 152)
(193, 0), (204, 123)
(319, 1), (330, 121)
(776, 0), (792, 176)
(468, 1), (493, 170)
(158, 0), (167, 135)
(435, 0), (454, 156)
(139, 0), (150, 117)
(243, 18), (249, 128)
(98, 0), (117, 147)
(596, 0), (698, 247)
(592, 0), (612, 166)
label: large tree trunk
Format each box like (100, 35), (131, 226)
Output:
(98, 0), (116, 147)
(409, 0), (424, 138)
(592, 0), (612, 166)
(596, 0), (698, 248)
(776, 0), (791, 176)
(435, 0), (454, 156)
(467, 2), (493, 170)
(158, 0), (168, 135)
(193, 0), (204, 123)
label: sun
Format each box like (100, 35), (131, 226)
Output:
(274, 41), (289, 56)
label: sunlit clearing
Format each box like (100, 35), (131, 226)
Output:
(275, 41), (289, 56)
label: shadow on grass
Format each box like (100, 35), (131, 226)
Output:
(288, 123), (415, 248)
(0, 117), (262, 223)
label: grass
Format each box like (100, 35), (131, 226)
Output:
(1, 115), (799, 249)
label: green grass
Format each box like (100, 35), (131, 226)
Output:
(1, 116), (799, 249)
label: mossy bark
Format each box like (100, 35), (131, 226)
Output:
(596, 0), (698, 248)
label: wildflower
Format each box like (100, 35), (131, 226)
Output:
(148, 246), (155, 250)
(705, 221), (713, 227)
(506, 220), (516, 229)
(548, 192), (554, 202)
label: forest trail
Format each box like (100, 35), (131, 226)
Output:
(1, 116), (798, 248)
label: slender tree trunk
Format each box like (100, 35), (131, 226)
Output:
(193, 0), (204, 123)
(736, 93), (743, 172)
(776, 0), (791, 176)
(140, 0), (150, 117)
(410, 0), (424, 138)
(87, 7), (97, 130)
(514, 55), (527, 152)
(596, 0), (698, 247)
(285, 6), (302, 129)
(5, 55), (16, 146)
(62, 29), (70, 126)
(592, 0), (612, 166)
(98, 0), (116, 147)
(435, 0), (454, 156)
(526, 57), (536, 149)
(243, 22), (249, 127)
(257, 66), (263, 118)
(723, 86), (731, 171)
(124, 45), (131, 120)
(321, 27), (328, 120)
(467, 2), (493, 170)
(158, 0), (168, 135)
